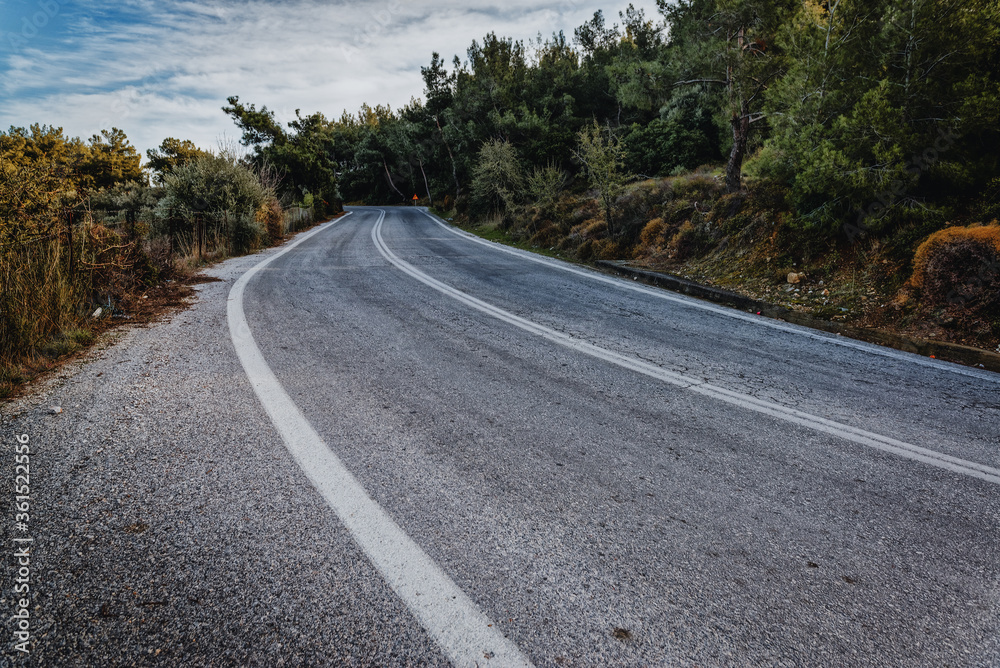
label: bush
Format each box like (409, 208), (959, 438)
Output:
(159, 153), (270, 254)
(470, 139), (523, 220)
(526, 163), (567, 214)
(910, 223), (1000, 311)
(668, 220), (715, 261)
(257, 198), (284, 245)
(671, 172), (722, 203)
(638, 218), (665, 248)
(591, 238), (621, 259)
(614, 179), (675, 242)
(623, 116), (718, 177)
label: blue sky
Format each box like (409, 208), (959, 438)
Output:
(0, 0), (661, 160)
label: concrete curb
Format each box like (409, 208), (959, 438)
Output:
(595, 260), (1000, 374)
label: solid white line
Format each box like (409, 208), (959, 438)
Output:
(417, 210), (1000, 384)
(374, 211), (1000, 486)
(228, 211), (534, 668)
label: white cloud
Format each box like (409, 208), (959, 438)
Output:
(0, 0), (660, 156)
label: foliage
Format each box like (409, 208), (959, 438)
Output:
(526, 163), (568, 214)
(574, 121), (631, 235)
(470, 139), (524, 218)
(147, 137), (213, 184)
(623, 114), (716, 176)
(0, 124), (143, 195)
(758, 0), (1000, 235)
(159, 152), (271, 253)
(223, 96), (341, 215)
(79, 128), (145, 190)
(257, 198), (285, 245)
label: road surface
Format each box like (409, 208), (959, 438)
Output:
(3, 206), (999, 666)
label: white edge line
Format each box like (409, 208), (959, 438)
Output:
(415, 209), (1000, 385)
(227, 211), (534, 668)
(374, 211), (1000, 486)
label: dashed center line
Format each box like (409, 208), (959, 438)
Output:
(373, 210), (1000, 486)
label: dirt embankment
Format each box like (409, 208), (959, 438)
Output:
(446, 170), (1000, 361)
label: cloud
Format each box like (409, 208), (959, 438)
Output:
(0, 0), (659, 156)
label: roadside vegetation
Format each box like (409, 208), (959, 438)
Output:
(245, 0), (992, 354)
(0, 124), (341, 398)
(4, 0), (999, 395)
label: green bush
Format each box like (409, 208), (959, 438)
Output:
(159, 153), (271, 254)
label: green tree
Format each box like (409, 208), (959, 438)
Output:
(146, 138), (212, 184)
(470, 139), (523, 219)
(223, 96), (342, 214)
(80, 128), (145, 190)
(758, 0), (1000, 233)
(574, 121), (631, 235)
(661, 0), (794, 193)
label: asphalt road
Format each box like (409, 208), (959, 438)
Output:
(3, 205), (999, 666)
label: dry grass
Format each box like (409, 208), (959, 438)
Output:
(2, 216), (177, 399)
(257, 198), (284, 244)
(909, 222), (1000, 290)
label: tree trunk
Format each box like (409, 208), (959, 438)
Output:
(726, 104), (750, 194)
(418, 157), (433, 206)
(383, 160), (405, 200)
(603, 197), (615, 237)
(435, 115), (461, 197)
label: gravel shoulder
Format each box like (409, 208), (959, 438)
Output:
(1, 241), (445, 666)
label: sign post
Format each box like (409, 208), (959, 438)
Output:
(412, 194), (419, 206)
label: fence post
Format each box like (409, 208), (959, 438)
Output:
(66, 210), (75, 279)
(195, 213), (202, 259)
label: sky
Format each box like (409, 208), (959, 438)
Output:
(0, 0), (661, 160)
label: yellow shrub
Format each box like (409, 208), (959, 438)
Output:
(667, 220), (705, 260)
(638, 218), (665, 247)
(592, 238), (620, 260)
(569, 217), (607, 240)
(256, 198), (284, 245)
(910, 222), (1000, 289)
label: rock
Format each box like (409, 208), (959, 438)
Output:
(786, 272), (804, 284)
(92, 307), (103, 318)
(50, 406), (63, 415)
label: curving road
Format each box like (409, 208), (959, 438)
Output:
(5, 205), (1000, 666)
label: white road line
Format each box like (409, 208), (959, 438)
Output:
(417, 209), (1000, 384)
(228, 212), (534, 668)
(374, 211), (1000, 486)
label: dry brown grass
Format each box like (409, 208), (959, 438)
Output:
(909, 222), (1000, 291)
(257, 198), (284, 244)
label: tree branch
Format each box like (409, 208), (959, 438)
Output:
(672, 78), (727, 88)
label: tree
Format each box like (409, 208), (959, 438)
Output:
(80, 128), (145, 190)
(574, 121), (630, 235)
(757, 0), (1000, 233)
(661, 0), (794, 193)
(223, 96), (342, 214)
(146, 138), (212, 184)
(470, 139), (523, 218)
